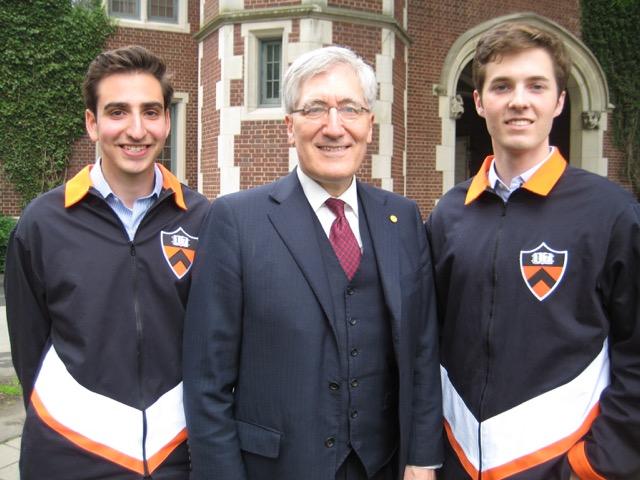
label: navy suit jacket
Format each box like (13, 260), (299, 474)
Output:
(183, 171), (442, 480)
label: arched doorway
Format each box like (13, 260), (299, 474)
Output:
(435, 13), (610, 194)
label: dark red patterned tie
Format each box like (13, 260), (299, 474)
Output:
(325, 198), (361, 280)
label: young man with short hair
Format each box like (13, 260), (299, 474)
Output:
(427, 22), (640, 479)
(5, 45), (209, 479)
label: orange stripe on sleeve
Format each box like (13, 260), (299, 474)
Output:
(568, 441), (606, 480)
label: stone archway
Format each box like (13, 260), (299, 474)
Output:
(433, 13), (610, 195)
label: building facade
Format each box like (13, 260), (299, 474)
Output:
(1, 0), (629, 216)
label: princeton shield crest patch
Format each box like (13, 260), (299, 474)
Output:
(161, 227), (198, 279)
(520, 242), (568, 301)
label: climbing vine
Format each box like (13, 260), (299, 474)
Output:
(582, 0), (640, 199)
(0, 0), (114, 205)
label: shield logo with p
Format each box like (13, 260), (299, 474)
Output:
(161, 227), (198, 279)
(520, 242), (568, 301)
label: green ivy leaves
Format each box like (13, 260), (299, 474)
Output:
(582, 0), (640, 199)
(0, 0), (114, 205)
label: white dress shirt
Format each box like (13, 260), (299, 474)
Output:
(489, 147), (556, 202)
(296, 167), (362, 250)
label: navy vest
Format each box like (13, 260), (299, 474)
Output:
(314, 200), (399, 477)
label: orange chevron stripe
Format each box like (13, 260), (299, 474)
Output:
(445, 403), (600, 480)
(31, 390), (186, 474)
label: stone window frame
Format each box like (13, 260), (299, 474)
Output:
(241, 20), (292, 121)
(259, 38), (283, 107)
(105, 0), (190, 34)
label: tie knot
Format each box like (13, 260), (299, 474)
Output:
(325, 198), (346, 218)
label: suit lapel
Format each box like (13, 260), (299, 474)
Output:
(267, 172), (337, 332)
(358, 183), (402, 337)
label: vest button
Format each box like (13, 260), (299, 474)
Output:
(329, 382), (340, 391)
(350, 379), (359, 388)
(350, 348), (359, 357)
(349, 317), (357, 326)
(350, 410), (359, 419)
(346, 287), (355, 295)
(324, 436), (336, 448)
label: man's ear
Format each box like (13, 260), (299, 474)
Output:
(554, 90), (566, 118)
(85, 109), (99, 142)
(473, 90), (485, 118)
(284, 115), (295, 146)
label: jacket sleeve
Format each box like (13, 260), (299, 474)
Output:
(4, 223), (51, 408)
(406, 206), (444, 467)
(182, 197), (248, 480)
(567, 201), (640, 479)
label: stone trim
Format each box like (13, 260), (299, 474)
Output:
(196, 5), (411, 46)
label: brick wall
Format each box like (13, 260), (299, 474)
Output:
(604, 129), (633, 193)
(391, 35), (406, 196)
(0, 168), (21, 216)
(329, 0), (383, 14)
(236, 121), (290, 190)
(200, 33), (221, 198)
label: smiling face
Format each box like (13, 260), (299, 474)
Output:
(473, 47), (565, 169)
(85, 72), (170, 189)
(285, 63), (374, 197)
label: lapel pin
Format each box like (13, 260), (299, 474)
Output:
(389, 215), (398, 223)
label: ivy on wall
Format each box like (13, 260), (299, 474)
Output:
(582, 0), (640, 199)
(0, 0), (114, 205)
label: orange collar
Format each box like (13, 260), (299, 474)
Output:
(64, 163), (186, 210)
(464, 149), (567, 205)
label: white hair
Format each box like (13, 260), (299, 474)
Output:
(282, 46), (377, 113)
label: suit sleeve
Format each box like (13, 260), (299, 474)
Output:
(4, 223), (51, 408)
(182, 197), (248, 480)
(567, 202), (640, 479)
(406, 205), (444, 466)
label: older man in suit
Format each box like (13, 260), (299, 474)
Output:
(183, 46), (442, 480)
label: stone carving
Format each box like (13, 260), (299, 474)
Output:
(582, 111), (601, 130)
(450, 94), (464, 120)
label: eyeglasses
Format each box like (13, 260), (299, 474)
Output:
(290, 103), (371, 122)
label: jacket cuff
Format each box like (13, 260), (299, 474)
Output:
(567, 441), (605, 480)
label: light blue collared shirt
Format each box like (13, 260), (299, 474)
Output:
(489, 147), (555, 202)
(89, 159), (163, 241)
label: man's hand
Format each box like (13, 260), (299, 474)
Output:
(403, 466), (436, 480)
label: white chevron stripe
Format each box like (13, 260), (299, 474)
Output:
(442, 339), (609, 471)
(33, 345), (186, 461)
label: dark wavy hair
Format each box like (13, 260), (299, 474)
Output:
(83, 45), (173, 115)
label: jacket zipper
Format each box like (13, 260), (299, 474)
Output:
(96, 190), (176, 478)
(477, 199), (508, 479)
(131, 192), (176, 479)
(130, 243), (151, 478)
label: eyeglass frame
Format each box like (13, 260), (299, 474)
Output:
(289, 102), (371, 121)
